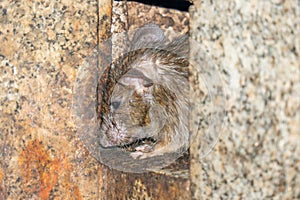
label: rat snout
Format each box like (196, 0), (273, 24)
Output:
(101, 124), (130, 147)
(99, 134), (114, 148)
(99, 126), (122, 148)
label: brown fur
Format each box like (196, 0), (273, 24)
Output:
(97, 24), (189, 159)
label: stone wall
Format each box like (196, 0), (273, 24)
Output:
(190, 1), (299, 199)
(0, 0), (299, 199)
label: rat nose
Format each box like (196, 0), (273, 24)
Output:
(100, 138), (109, 148)
(100, 136), (113, 148)
(111, 101), (121, 110)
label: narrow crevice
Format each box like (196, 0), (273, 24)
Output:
(115, 0), (192, 12)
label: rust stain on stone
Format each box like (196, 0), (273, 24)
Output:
(0, 169), (3, 189)
(18, 139), (63, 199)
(18, 139), (82, 200)
(0, 168), (3, 198)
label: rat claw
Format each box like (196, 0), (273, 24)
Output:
(130, 152), (144, 159)
(135, 144), (153, 152)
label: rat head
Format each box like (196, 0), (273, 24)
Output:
(100, 68), (164, 148)
(99, 24), (166, 148)
(98, 23), (188, 152)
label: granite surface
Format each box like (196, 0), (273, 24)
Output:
(190, 0), (299, 199)
(0, 0), (299, 199)
(0, 0), (107, 199)
(0, 0), (191, 199)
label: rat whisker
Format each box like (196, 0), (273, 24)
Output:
(97, 24), (190, 160)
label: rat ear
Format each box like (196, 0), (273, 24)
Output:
(132, 23), (165, 50)
(118, 69), (153, 92)
(165, 35), (189, 58)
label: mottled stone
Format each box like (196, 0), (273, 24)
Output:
(0, 0), (109, 199)
(190, 0), (299, 199)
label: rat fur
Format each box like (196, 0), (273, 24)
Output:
(97, 24), (189, 159)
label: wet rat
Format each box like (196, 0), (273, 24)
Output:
(97, 24), (189, 159)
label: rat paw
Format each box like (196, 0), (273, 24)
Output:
(130, 151), (144, 159)
(135, 144), (153, 152)
(130, 150), (164, 160)
(130, 144), (154, 159)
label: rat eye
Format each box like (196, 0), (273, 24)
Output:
(111, 101), (121, 110)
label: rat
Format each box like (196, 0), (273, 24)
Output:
(97, 24), (189, 159)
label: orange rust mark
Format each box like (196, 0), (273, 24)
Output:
(0, 168), (3, 197)
(19, 139), (62, 199)
(0, 169), (3, 192)
(0, 169), (3, 182)
(73, 185), (83, 200)
(18, 139), (82, 200)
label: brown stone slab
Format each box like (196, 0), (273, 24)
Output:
(0, 0), (111, 199)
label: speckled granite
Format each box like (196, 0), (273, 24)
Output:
(0, 0), (191, 198)
(0, 0), (109, 199)
(1, 0), (299, 199)
(190, 1), (299, 199)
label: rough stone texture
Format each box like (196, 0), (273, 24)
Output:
(2, 0), (298, 199)
(190, 1), (299, 199)
(127, 1), (189, 38)
(0, 0), (191, 199)
(0, 0), (110, 199)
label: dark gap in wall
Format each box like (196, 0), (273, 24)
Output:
(115, 0), (192, 12)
